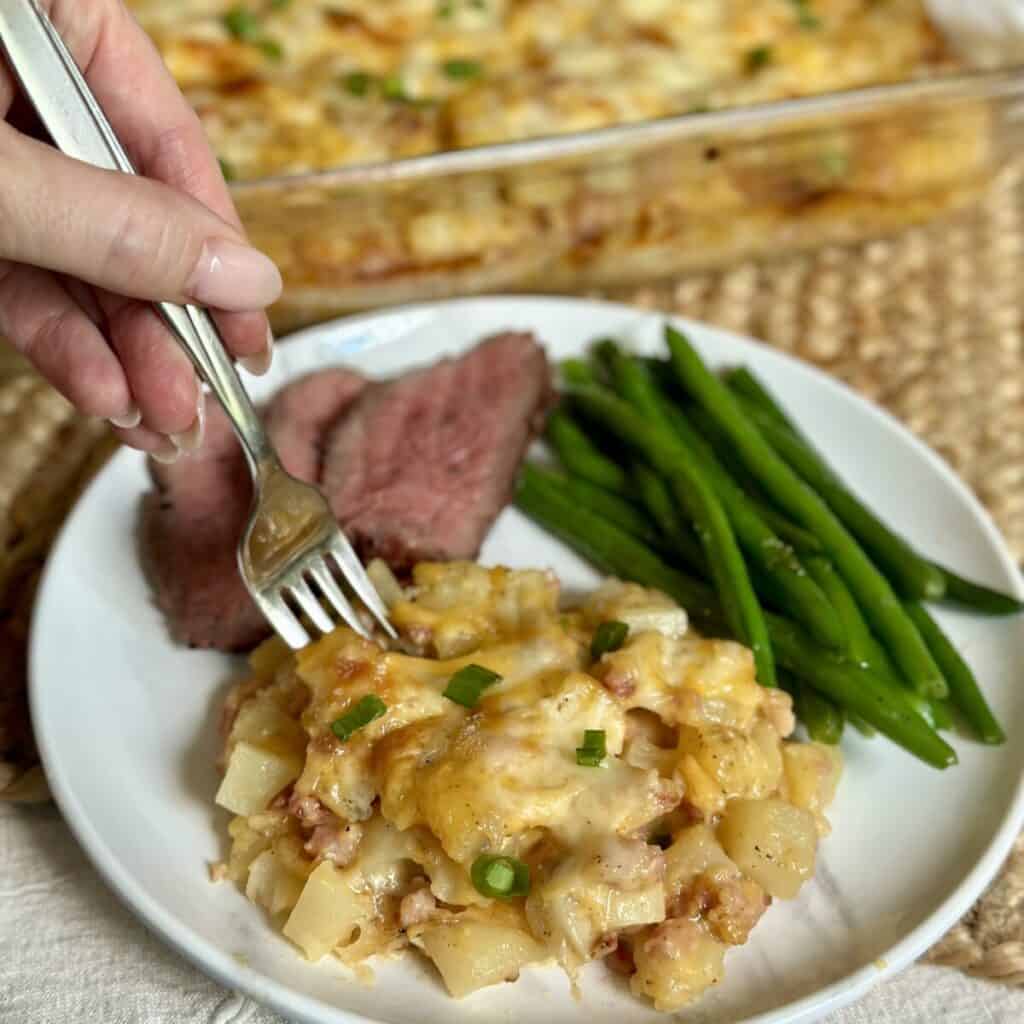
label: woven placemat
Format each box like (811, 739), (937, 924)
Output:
(2, 160), (1024, 982)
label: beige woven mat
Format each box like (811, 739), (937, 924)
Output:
(2, 161), (1024, 980)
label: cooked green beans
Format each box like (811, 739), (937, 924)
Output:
(931, 562), (1024, 616)
(781, 673), (844, 745)
(667, 326), (947, 699)
(570, 386), (776, 687)
(559, 472), (659, 545)
(545, 408), (628, 495)
(633, 464), (708, 575)
(515, 470), (956, 769)
(597, 344), (842, 649)
(904, 601), (1006, 744)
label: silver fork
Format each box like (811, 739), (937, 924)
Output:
(0, 0), (395, 648)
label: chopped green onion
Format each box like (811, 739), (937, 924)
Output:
(331, 695), (387, 741)
(381, 75), (408, 101)
(259, 37), (283, 60)
(437, 0), (454, 16)
(590, 620), (629, 659)
(471, 854), (530, 899)
(443, 664), (502, 707)
(788, 0), (822, 29)
(223, 6), (261, 41)
(746, 46), (773, 72)
(342, 71), (374, 97)
(442, 58), (482, 80)
(217, 157), (236, 182)
(575, 729), (607, 767)
(269, 0), (291, 9)
(470, 0), (487, 8)
(820, 148), (848, 177)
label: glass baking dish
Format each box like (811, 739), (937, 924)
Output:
(228, 68), (1024, 331)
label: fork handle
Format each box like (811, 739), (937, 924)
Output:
(0, 0), (274, 472)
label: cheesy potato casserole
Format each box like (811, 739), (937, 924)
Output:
(214, 563), (841, 1010)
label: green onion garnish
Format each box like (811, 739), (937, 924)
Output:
(575, 728), (607, 766)
(217, 157), (236, 182)
(470, 854), (530, 899)
(788, 0), (822, 29)
(259, 37), (284, 60)
(342, 71), (374, 97)
(269, 0), (291, 9)
(223, 6), (261, 41)
(590, 620), (629, 659)
(442, 58), (482, 80)
(437, 0), (454, 16)
(746, 46), (773, 72)
(331, 695), (387, 741)
(443, 664), (502, 708)
(381, 75), (408, 101)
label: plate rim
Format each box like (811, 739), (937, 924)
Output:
(29, 293), (1024, 1024)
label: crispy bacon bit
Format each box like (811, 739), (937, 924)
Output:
(287, 791), (335, 827)
(600, 668), (636, 699)
(304, 822), (363, 866)
(399, 885), (437, 929)
(671, 872), (770, 946)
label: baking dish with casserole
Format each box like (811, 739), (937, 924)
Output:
(131, 1), (1024, 328)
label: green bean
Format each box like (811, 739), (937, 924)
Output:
(569, 386), (776, 687)
(928, 698), (954, 732)
(560, 358), (599, 389)
(545, 408), (628, 495)
(667, 326), (947, 699)
(530, 468), (658, 545)
(515, 471), (956, 768)
(724, 366), (792, 427)
(931, 562), (1024, 617)
(780, 672), (844, 745)
(633, 464), (709, 575)
(904, 601), (1006, 744)
(599, 344), (841, 650)
(724, 373), (946, 601)
(848, 714), (877, 738)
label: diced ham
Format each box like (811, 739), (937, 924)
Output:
(303, 821), (363, 866)
(398, 885), (437, 929)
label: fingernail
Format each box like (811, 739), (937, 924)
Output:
(239, 326), (274, 376)
(186, 239), (282, 311)
(149, 441), (180, 465)
(170, 390), (206, 454)
(109, 403), (142, 429)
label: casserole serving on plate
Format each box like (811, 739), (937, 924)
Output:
(130, 1), (1024, 327)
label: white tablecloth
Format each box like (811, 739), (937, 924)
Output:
(3, 802), (1022, 1024)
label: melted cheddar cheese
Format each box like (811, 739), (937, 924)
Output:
(213, 564), (841, 1010)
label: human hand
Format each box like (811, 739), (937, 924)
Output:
(0, 0), (282, 460)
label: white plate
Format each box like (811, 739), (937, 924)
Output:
(30, 297), (1024, 1024)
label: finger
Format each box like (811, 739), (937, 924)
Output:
(0, 128), (282, 311)
(46, 0), (277, 369)
(0, 260), (135, 422)
(110, 422), (179, 463)
(98, 293), (202, 442)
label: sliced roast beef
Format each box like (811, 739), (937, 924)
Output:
(140, 369), (366, 650)
(322, 331), (551, 569)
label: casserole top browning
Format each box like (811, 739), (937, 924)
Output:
(130, 0), (953, 179)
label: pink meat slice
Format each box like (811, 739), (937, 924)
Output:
(321, 331), (551, 569)
(140, 369), (366, 650)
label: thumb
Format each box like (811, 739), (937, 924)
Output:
(0, 129), (282, 311)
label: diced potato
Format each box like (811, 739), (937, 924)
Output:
(283, 861), (372, 961)
(630, 918), (726, 1012)
(717, 798), (817, 899)
(677, 720), (782, 802)
(677, 753), (725, 819)
(229, 699), (306, 756)
(414, 918), (546, 998)
(663, 824), (736, 897)
(226, 815), (273, 883)
(583, 579), (688, 640)
(782, 742), (843, 830)
(248, 635), (292, 679)
(526, 839), (665, 964)
(215, 741), (303, 816)
(246, 850), (305, 916)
